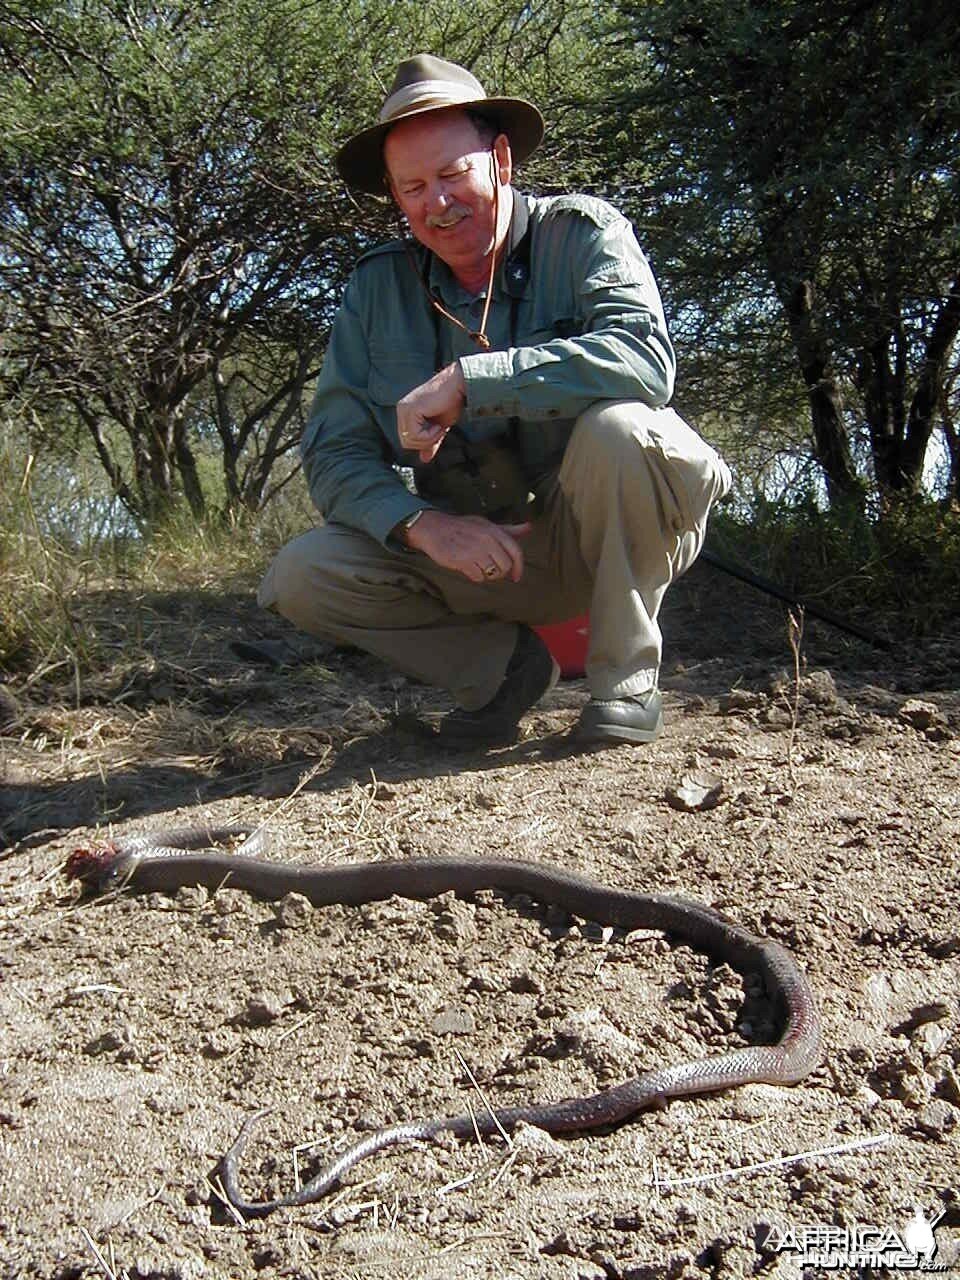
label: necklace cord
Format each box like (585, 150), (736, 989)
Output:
(398, 146), (502, 352)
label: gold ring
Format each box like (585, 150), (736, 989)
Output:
(483, 563), (498, 577)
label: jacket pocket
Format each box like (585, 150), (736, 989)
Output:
(368, 352), (435, 406)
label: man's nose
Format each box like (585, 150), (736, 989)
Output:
(425, 181), (452, 212)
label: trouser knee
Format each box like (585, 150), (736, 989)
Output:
(565, 400), (730, 534)
(258, 530), (317, 618)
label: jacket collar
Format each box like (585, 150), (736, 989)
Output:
(425, 190), (533, 305)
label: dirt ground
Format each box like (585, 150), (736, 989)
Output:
(1, 558), (958, 1280)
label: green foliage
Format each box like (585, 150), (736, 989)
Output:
(588, 0), (960, 508)
(711, 492), (960, 635)
(0, 0), (600, 530)
(0, 426), (105, 674)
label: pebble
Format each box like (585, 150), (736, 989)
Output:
(275, 892), (313, 928)
(245, 990), (286, 1025)
(804, 668), (838, 704)
(898, 698), (946, 731)
(431, 899), (477, 945)
(719, 688), (763, 712)
(915, 1099), (956, 1139)
(913, 1021), (951, 1062)
(429, 1007), (476, 1036)
(174, 885), (207, 910)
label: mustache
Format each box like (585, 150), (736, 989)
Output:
(425, 205), (472, 229)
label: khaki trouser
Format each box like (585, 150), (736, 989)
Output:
(258, 401), (731, 709)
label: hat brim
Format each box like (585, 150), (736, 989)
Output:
(335, 97), (545, 195)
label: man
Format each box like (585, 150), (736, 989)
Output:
(258, 54), (731, 746)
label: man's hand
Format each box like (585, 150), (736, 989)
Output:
(402, 510), (531, 583)
(396, 362), (466, 462)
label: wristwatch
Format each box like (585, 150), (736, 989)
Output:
(401, 509), (425, 534)
(398, 508), (426, 547)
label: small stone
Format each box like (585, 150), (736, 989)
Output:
(803, 669), (838, 705)
(245, 990), (285, 1025)
(914, 1099), (956, 1139)
(913, 1022), (951, 1062)
(275, 892), (313, 928)
(175, 885), (208, 910)
(430, 1007), (476, 1036)
(719, 688), (762, 712)
(898, 699), (946, 731)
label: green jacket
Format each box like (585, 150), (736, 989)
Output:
(300, 191), (676, 545)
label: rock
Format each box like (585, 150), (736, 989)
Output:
(430, 1007), (476, 1036)
(430, 896), (477, 944)
(913, 1022), (951, 1062)
(719, 688), (763, 713)
(244, 990), (286, 1025)
(803, 669), (838, 705)
(898, 699), (946, 731)
(275, 892), (313, 928)
(914, 1099), (956, 1139)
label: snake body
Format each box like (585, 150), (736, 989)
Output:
(67, 829), (823, 1219)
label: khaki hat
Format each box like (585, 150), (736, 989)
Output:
(336, 53), (545, 194)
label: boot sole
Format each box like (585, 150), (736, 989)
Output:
(438, 657), (562, 745)
(575, 708), (664, 745)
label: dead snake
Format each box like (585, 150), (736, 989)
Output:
(67, 827), (823, 1219)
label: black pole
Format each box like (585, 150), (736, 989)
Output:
(699, 547), (891, 650)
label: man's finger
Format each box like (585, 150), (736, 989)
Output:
(488, 526), (527, 582)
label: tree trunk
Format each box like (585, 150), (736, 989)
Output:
(781, 279), (863, 506)
(859, 273), (960, 500)
(900, 273), (960, 493)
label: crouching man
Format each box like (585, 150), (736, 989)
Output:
(259, 54), (731, 747)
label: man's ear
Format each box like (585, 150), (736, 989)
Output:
(494, 133), (513, 186)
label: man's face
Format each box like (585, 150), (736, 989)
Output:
(384, 109), (512, 282)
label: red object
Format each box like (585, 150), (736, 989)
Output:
(533, 613), (590, 678)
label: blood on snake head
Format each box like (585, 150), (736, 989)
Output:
(65, 844), (127, 890)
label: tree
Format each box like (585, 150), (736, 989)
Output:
(0, 0), (598, 529)
(592, 0), (960, 510)
(0, 0), (385, 526)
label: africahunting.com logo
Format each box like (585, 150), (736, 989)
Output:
(762, 1205), (950, 1271)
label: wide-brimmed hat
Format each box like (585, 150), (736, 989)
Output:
(336, 53), (545, 195)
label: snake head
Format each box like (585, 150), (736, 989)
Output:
(65, 843), (130, 891)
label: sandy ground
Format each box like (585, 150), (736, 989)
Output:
(1, 560), (958, 1279)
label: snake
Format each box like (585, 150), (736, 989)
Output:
(66, 828), (823, 1220)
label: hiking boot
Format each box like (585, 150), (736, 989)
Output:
(438, 626), (560, 746)
(576, 687), (663, 745)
